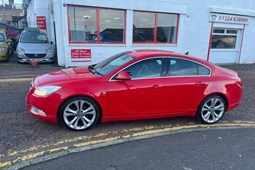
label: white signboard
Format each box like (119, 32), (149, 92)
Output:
(210, 13), (249, 24)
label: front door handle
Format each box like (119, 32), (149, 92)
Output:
(152, 85), (159, 89)
(196, 82), (205, 86)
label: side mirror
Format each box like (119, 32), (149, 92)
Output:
(115, 71), (131, 80)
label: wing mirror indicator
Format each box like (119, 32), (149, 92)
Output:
(115, 71), (131, 80)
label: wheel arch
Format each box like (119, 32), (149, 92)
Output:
(198, 93), (229, 112)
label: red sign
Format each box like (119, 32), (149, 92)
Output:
(71, 49), (91, 59)
(36, 16), (47, 30)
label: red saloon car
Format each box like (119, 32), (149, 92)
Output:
(26, 50), (242, 131)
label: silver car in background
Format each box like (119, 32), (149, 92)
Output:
(16, 29), (55, 63)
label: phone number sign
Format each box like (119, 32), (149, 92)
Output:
(71, 49), (91, 59)
(210, 13), (249, 24)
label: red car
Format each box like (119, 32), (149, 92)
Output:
(26, 50), (242, 131)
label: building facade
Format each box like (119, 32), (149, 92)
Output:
(24, 0), (255, 66)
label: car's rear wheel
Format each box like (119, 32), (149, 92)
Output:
(59, 96), (100, 131)
(197, 95), (226, 124)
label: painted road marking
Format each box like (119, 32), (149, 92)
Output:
(0, 78), (33, 83)
(1, 121), (255, 169)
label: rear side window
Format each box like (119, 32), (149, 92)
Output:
(167, 58), (210, 76)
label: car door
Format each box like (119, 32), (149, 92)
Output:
(107, 58), (166, 120)
(163, 58), (211, 115)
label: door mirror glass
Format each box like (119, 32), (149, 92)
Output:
(115, 71), (131, 80)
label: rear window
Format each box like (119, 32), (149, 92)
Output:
(20, 31), (48, 43)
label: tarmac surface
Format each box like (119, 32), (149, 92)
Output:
(21, 127), (255, 170)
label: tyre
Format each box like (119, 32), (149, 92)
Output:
(59, 96), (100, 131)
(197, 95), (226, 124)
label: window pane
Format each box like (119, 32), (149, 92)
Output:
(168, 59), (198, 76)
(95, 53), (134, 75)
(211, 35), (237, 49)
(100, 9), (125, 43)
(198, 65), (210, 75)
(68, 6), (97, 42)
(133, 12), (155, 43)
(125, 58), (163, 78)
(213, 29), (224, 34)
(226, 29), (237, 34)
(157, 13), (177, 43)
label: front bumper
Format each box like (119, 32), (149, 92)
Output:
(26, 88), (62, 123)
(17, 52), (54, 63)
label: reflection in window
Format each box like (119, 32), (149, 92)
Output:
(125, 58), (163, 78)
(68, 7), (96, 42)
(211, 28), (238, 49)
(157, 13), (177, 43)
(133, 11), (178, 43)
(68, 5), (125, 43)
(100, 9), (125, 43)
(133, 12), (155, 43)
(168, 59), (210, 76)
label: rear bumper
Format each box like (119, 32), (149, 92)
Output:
(227, 82), (242, 111)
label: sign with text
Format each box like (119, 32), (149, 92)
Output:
(210, 13), (249, 24)
(71, 49), (91, 59)
(36, 16), (47, 30)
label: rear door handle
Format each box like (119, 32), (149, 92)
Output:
(196, 82), (205, 86)
(152, 85), (159, 89)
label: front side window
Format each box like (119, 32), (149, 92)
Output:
(20, 32), (48, 43)
(68, 5), (125, 44)
(124, 58), (163, 79)
(167, 58), (210, 76)
(133, 11), (178, 44)
(211, 28), (238, 49)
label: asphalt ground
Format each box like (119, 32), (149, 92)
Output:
(0, 53), (255, 169)
(21, 127), (255, 170)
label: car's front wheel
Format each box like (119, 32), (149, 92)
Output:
(197, 95), (226, 124)
(59, 96), (100, 131)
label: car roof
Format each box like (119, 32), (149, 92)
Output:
(125, 49), (212, 67)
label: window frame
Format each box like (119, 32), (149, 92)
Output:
(132, 10), (179, 44)
(165, 58), (211, 77)
(110, 57), (167, 81)
(211, 28), (239, 49)
(67, 5), (126, 44)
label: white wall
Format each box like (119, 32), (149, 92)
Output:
(183, 0), (255, 63)
(26, 0), (255, 66)
(52, 0), (188, 66)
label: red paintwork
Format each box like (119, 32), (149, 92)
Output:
(26, 50), (242, 124)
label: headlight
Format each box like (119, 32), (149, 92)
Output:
(46, 46), (54, 53)
(17, 47), (25, 53)
(34, 86), (61, 97)
(29, 80), (35, 90)
(0, 47), (6, 52)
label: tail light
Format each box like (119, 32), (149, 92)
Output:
(236, 77), (242, 87)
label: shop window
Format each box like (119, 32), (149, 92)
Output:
(99, 9), (125, 43)
(211, 28), (238, 49)
(133, 11), (178, 44)
(68, 5), (125, 44)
